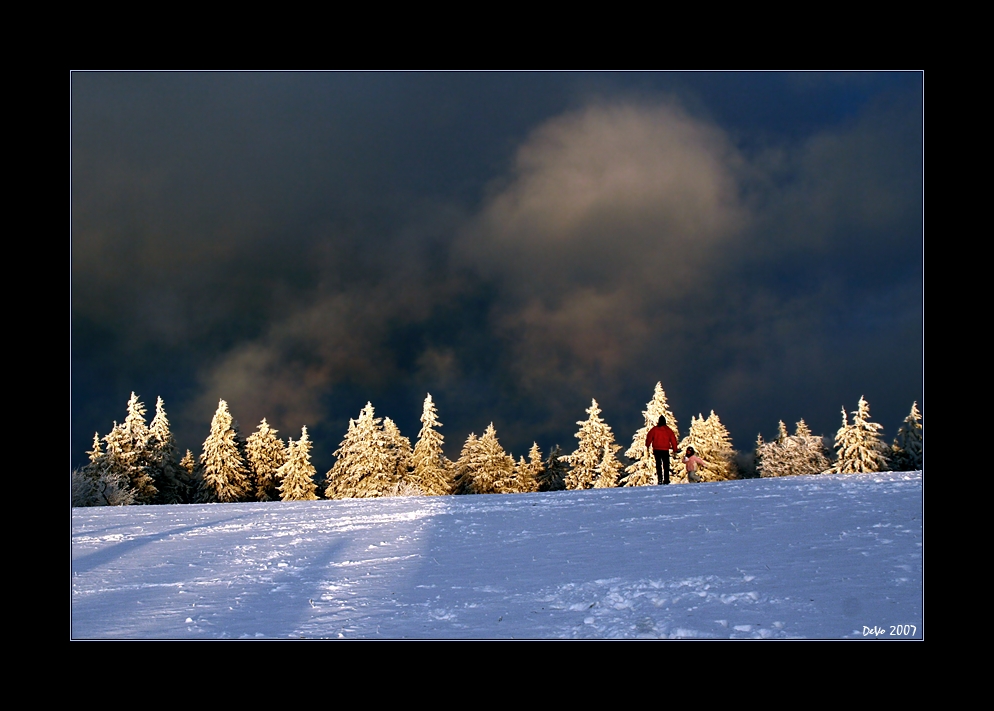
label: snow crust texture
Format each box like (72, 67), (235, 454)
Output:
(72, 471), (923, 639)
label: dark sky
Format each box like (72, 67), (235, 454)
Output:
(71, 72), (923, 472)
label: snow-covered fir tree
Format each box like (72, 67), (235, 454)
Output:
(511, 451), (540, 494)
(757, 421), (788, 478)
(593, 442), (623, 488)
(245, 419), (287, 501)
(538, 444), (567, 491)
(75, 432), (104, 497)
(324, 403), (397, 499)
(792, 419), (831, 475)
(524, 442), (545, 491)
(72, 433), (137, 506)
(564, 399), (619, 490)
(198, 399), (253, 502)
(622, 383), (680, 487)
(753, 432), (765, 478)
(382, 417), (414, 493)
(344, 407), (396, 498)
(452, 433), (480, 495)
(277, 427), (318, 501)
(179, 449), (199, 492)
(890, 402), (923, 471)
(74, 434), (104, 504)
(758, 419), (830, 477)
(700, 411), (736, 481)
(514, 456), (528, 488)
(831, 397), (889, 474)
(410, 394), (452, 495)
(86, 432), (103, 467)
(326, 417), (358, 498)
(465, 424), (517, 494)
(121, 394), (159, 502)
(148, 397), (186, 504)
(180, 449), (196, 473)
(98, 393), (159, 504)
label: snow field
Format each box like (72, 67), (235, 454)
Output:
(72, 471), (922, 639)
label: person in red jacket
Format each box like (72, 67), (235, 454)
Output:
(645, 416), (679, 485)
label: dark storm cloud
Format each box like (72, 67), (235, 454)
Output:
(71, 72), (503, 459)
(71, 73), (921, 469)
(190, 214), (466, 435)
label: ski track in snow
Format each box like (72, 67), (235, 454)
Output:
(71, 471), (923, 639)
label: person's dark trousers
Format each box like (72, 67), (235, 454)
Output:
(653, 449), (671, 485)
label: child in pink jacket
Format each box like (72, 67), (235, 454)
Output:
(683, 446), (708, 483)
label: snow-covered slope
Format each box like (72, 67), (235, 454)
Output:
(71, 471), (922, 639)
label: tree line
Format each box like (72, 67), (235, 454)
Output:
(72, 384), (922, 506)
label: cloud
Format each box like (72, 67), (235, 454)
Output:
(457, 100), (750, 394)
(187, 255), (454, 439)
(468, 101), (746, 288)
